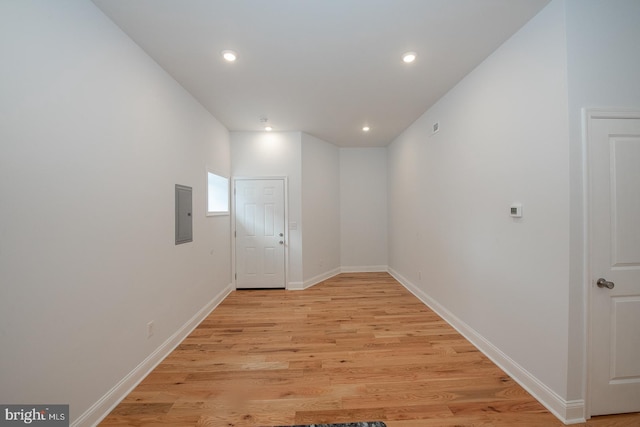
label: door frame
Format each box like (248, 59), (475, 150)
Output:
(584, 108), (640, 418)
(231, 176), (289, 289)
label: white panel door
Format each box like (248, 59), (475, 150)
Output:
(589, 113), (640, 416)
(235, 179), (285, 289)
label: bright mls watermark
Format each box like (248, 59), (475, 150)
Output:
(1, 405), (68, 426)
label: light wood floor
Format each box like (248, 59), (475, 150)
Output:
(100, 272), (640, 426)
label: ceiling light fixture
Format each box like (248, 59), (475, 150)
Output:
(362, 126), (370, 132)
(222, 50), (237, 62)
(402, 52), (417, 63)
(260, 116), (272, 131)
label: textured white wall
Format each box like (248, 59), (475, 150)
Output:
(388, 0), (570, 401)
(340, 148), (388, 270)
(230, 132), (304, 286)
(301, 133), (341, 282)
(0, 0), (231, 423)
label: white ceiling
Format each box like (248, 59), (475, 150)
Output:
(92, 0), (550, 147)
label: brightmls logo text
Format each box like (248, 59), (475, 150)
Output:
(0, 405), (68, 426)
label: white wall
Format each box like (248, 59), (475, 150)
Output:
(388, 0), (572, 417)
(340, 148), (388, 271)
(564, 0), (640, 402)
(230, 132), (303, 286)
(0, 0), (231, 425)
(301, 133), (341, 285)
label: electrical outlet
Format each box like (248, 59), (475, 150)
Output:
(147, 321), (154, 339)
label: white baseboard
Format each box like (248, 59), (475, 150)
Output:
(388, 268), (585, 425)
(287, 281), (304, 290)
(287, 268), (340, 291)
(291, 266), (389, 291)
(340, 265), (388, 273)
(72, 283), (234, 427)
(564, 400), (587, 424)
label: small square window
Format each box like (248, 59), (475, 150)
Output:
(207, 172), (229, 216)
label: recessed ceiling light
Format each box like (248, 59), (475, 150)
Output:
(402, 52), (417, 63)
(362, 126), (370, 132)
(260, 116), (272, 131)
(222, 50), (237, 62)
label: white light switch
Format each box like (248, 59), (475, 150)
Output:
(289, 221), (297, 230)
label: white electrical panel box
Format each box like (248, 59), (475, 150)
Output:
(510, 203), (523, 218)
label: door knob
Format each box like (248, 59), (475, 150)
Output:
(279, 240), (284, 245)
(279, 233), (284, 237)
(597, 278), (614, 289)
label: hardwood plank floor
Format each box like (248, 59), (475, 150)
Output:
(100, 272), (640, 426)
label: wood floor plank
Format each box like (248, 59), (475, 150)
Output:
(99, 272), (639, 426)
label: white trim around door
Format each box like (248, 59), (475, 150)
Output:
(583, 108), (640, 418)
(232, 177), (289, 289)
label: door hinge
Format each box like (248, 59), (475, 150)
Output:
(234, 230), (236, 237)
(235, 273), (237, 280)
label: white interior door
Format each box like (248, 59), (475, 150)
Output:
(589, 112), (640, 416)
(234, 179), (285, 289)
